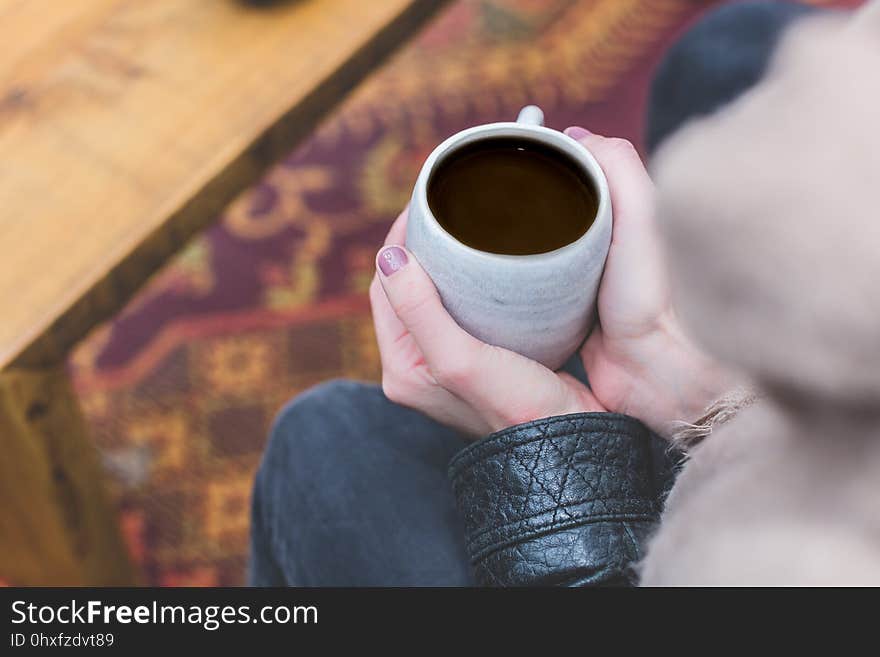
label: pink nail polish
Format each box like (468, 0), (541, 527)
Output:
(564, 126), (592, 140)
(377, 246), (408, 277)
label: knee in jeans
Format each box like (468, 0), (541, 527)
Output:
(250, 380), (372, 582)
(261, 379), (370, 474)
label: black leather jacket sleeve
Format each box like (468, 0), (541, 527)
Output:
(448, 412), (673, 586)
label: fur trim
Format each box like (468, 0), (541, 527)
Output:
(671, 387), (759, 449)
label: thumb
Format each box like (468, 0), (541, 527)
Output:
(375, 244), (486, 391)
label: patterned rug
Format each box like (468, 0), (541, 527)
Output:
(68, 0), (855, 586)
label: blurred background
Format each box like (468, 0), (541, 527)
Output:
(7, 0), (854, 586)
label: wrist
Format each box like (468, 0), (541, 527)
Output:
(659, 313), (738, 415)
(593, 313), (741, 438)
(639, 320), (728, 430)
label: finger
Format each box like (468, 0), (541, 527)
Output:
(402, 386), (492, 436)
(565, 126), (669, 320)
(384, 207), (408, 246)
(470, 357), (605, 430)
(369, 274), (407, 355)
(564, 127), (656, 246)
(557, 372), (607, 413)
(374, 244), (487, 393)
(372, 282), (491, 435)
(371, 208), (411, 351)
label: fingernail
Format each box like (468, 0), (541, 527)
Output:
(377, 246), (408, 277)
(564, 126), (592, 140)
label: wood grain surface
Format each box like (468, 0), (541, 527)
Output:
(0, 366), (135, 585)
(0, 0), (444, 369)
(0, 0), (445, 585)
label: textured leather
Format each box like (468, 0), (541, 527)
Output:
(448, 413), (667, 586)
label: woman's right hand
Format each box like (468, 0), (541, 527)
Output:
(565, 127), (736, 437)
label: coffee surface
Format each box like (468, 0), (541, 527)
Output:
(427, 138), (597, 255)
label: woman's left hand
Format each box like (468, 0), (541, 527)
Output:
(369, 209), (605, 436)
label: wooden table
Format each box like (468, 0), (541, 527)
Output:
(0, 0), (445, 585)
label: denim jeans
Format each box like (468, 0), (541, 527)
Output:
(249, 1), (820, 586)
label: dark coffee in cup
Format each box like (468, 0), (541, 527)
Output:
(427, 137), (598, 255)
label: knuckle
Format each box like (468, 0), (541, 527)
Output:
(607, 137), (637, 155)
(381, 374), (406, 404)
(394, 290), (433, 321)
(381, 358), (408, 384)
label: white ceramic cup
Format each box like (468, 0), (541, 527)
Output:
(405, 106), (612, 370)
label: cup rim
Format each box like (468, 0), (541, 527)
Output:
(411, 121), (612, 262)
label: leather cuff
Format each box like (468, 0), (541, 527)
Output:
(448, 413), (662, 586)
